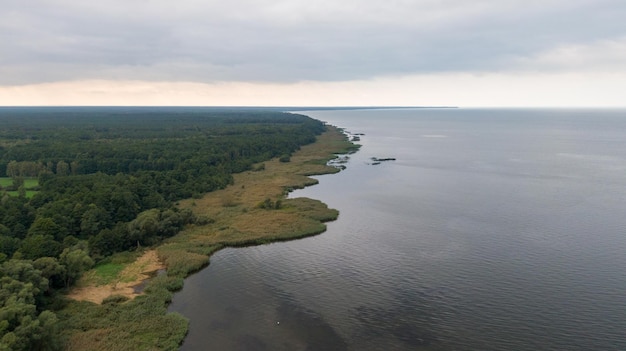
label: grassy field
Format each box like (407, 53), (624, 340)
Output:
(84, 251), (144, 286)
(60, 126), (358, 350)
(23, 178), (39, 188)
(92, 263), (127, 285)
(0, 177), (39, 187)
(6, 190), (38, 198)
(0, 177), (12, 187)
(1, 177), (39, 198)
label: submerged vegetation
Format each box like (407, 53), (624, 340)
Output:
(0, 107), (357, 350)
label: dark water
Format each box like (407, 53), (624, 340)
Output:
(169, 108), (626, 351)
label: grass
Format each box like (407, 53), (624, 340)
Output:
(59, 276), (189, 351)
(67, 250), (159, 313)
(80, 251), (141, 286)
(0, 177), (39, 188)
(92, 263), (126, 285)
(106, 250), (143, 265)
(0, 177), (12, 187)
(59, 126), (356, 350)
(1, 177), (39, 198)
(23, 178), (39, 188)
(6, 190), (38, 198)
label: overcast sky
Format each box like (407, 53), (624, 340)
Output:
(1, 0), (625, 106)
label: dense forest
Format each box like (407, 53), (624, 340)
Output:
(0, 107), (327, 350)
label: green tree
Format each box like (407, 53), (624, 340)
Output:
(89, 225), (130, 258)
(0, 259), (60, 351)
(27, 218), (64, 241)
(0, 235), (20, 258)
(55, 161), (69, 177)
(79, 204), (110, 237)
(127, 209), (160, 247)
(5, 161), (18, 178)
(10, 177), (23, 192)
(33, 257), (65, 290)
(0, 260), (48, 295)
(59, 244), (93, 288)
(19, 235), (62, 260)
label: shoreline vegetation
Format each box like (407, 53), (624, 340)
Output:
(61, 125), (359, 350)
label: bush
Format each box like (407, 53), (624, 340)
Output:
(144, 274), (184, 293)
(102, 294), (130, 305)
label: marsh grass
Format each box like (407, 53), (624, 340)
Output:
(60, 281), (188, 351)
(60, 126), (355, 350)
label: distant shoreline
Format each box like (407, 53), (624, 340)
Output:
(0, 105), (458, 111)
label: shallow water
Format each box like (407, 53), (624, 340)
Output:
(169, 108), (626, 350)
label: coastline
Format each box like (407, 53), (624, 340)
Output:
(62, 124), (359, 350)
(159, 124), (359, 277)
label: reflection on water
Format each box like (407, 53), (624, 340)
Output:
(170, 109), (626, 351)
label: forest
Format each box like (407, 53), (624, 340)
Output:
(0, 107), (327, 350)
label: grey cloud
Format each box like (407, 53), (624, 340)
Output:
(1, 0), (625, 85)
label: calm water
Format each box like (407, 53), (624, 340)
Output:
(169, 108), (626, 351)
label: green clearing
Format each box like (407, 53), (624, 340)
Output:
(1, 177), (39, 198)
(0, 177), (39, 188)
(23, 178), (39, 188)
(0, 177), (12, 187)
(92, 263), (126, 285)
(6, 190), (38, 198)
(81, 251), (142, 286)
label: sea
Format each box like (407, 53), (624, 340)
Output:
(168, 108), (626, 351)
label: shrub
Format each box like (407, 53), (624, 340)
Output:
(102, 294), (130, 305)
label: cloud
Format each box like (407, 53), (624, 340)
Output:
(3, 70), (625, 107)
(2, 0), (625, 86)
(514, 37), (626, 72)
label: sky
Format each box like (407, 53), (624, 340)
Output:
(1, 0), (625, 107)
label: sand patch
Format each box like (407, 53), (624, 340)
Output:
(67, 250), (165, 304)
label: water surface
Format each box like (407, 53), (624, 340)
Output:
(170, 108), (626, 350)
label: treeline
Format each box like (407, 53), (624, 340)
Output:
(0, 107), (326, 350)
